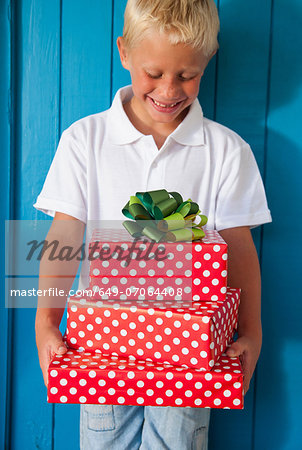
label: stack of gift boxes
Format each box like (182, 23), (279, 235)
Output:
(48, 228), (244, 409)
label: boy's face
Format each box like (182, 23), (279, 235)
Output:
(117, 31), (211, 129)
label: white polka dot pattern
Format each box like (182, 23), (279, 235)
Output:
(65, 288), (240, 371)
(89, 276), (193, 304)
(89, 229), (228, 302)
(47, 350), (243, 409)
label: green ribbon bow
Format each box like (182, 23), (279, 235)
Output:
(122, 189), (208, 242)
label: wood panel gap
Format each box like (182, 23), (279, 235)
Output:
(256, 0), (275, 449)
(58, 0), (63, 141)
(213, 0), (221, 122)
(110, 0), (115, 103)
(6, 0), (17, 446)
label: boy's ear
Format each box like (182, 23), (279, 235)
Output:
(117, 37), (130, 70)
(208, 49), (217, 60)
(200, 49), (217, 74)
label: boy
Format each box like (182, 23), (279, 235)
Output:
(34, 0), (271, 448)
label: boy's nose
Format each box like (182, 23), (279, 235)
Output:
(160, 77), (181, 100)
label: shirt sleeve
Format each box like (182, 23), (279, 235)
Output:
(215, 144), (272, 231)
(33, 126), (87, 223)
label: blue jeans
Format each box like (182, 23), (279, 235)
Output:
(80, 405), (210, 449)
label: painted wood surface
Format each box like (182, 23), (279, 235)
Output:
(1, 1), (11, 449)
(1, 0), (302, 449)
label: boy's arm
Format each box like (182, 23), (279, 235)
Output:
(219, 226), (262, 394)
(35, 212), (85, 386)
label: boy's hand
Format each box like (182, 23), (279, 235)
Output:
(226, 335), (262, 394)
(36, 323), (67, 387)
(35, 212), (85, 387)
(219, 227), (263, 396)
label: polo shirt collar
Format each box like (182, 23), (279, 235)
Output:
(108, 85), (205, 146)
(169, 98), (205, 146)
(108, 86), (144, 145)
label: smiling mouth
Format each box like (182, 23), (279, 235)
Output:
(152, 99), (180, 108)
(149, 97), (184, 111)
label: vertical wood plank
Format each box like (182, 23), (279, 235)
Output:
(54, 2), (113, 449)
(0, 0), (11, 448)
(215, 0), (272, 173)
(254, 1), (302, 449)
(198, 55), (218, 121)
(19, 1), (62, 220)
(209, 1), (272, 448)
(9, 1), (61, 449)
(112, 0), (130, 98)
(60, 0), (113, 132)
(198, 0), (218, 120)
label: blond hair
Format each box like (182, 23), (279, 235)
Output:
(123, 0), (220, 57)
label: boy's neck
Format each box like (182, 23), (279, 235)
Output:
(123, 99), (189, 150)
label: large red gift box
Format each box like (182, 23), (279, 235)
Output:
(65, 288), (240, 371)
(47, 349), (243, 409)
(88, 229), (228, 302)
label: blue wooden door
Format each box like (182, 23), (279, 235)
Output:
(1, 1), (302, 449)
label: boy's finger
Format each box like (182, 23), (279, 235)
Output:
(57, 343), (67, 354)
(41, 342), (67, 387)
(241, 354), (256, 395)
(226, 340), (245, 357)
(243, 377), (250, 395)
(43, 368), (48, 387)
(40, 355), (50, 387)
(243, 366), (253, 394)
(50, 338), (67, 356)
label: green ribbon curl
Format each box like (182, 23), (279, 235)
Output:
(122, 189), (208, 242)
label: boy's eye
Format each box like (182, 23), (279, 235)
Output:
(145, 71), (162, 79)
(178, 74), (196, 81)
(145, 71), (197, 81)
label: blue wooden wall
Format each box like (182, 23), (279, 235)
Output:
(1, 0), (302, 449)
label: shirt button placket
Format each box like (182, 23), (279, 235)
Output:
(145, 156), (165, 191)
(144, 137), (169, 190)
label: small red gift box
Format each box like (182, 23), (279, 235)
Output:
(65, 288), (240, 371)
(88, 229), (228, 302)
(47, 349), (243, 409)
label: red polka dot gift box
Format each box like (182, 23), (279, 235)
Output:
(47, 349), (243, 409)
(65, 288), (240, 371)
(88, 229), (228, 302)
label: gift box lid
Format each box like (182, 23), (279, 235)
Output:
(88, 228), (228, 302)
(89, 230), (227, 276)
(90, 228), (227, 244)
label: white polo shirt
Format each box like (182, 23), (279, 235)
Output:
(34, 85), (271, 231)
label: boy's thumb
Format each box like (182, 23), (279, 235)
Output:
(226, 341), (243, 357)
(56, 342), (68, 354)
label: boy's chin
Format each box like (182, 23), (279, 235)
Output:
(148, 105), (190, 124)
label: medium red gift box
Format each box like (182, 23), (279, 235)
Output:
(47, 349), (243, 409)
(65, 288), (240, 371)
(88, 229), (228, 302)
